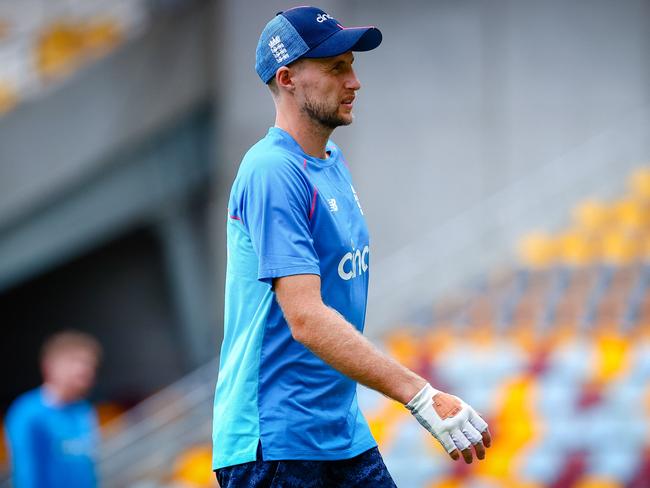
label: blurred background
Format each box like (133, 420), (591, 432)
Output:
(1, 0), (649, 486)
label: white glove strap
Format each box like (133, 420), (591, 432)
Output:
(405, 383), (440, 411)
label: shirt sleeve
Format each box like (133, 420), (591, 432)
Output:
(6, 404), (45, 488)
(238, 157), (320, 284)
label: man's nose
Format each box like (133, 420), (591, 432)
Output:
(346, 68), (361, 90)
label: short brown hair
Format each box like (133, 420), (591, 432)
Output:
(40, 330), (103, 363)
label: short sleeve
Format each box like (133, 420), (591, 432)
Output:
(6, 403), (44, 488)
(238, 158), (320, 283)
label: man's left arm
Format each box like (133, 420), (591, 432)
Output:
(6, 408), (46, 488)
(274, 273), (491, 464)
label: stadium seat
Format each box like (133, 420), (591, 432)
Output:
(95, 402), (126, 432)
(0, 81), (18, 114)
(573, 476), (622, 488)
(592, 333), (630, 384)
(573, 200), (611, 233)
(613, 198), (649, 232)
(558, 231), (599, 267)
(601, 230), (641, 265)
(37, 22), (85, 79)
(518, 233), (557, 269)
(628, 168), (650, 201)
(171, 444), (216, 487)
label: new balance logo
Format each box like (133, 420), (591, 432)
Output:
(269, 36), (289, 63)
(327, 198), (338, 212)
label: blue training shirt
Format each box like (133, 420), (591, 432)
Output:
(212, 127), (376, 470)
(5, 387), (98, 488)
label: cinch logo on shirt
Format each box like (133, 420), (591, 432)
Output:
(337, 245), (369, 280)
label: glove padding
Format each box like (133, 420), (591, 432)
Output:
(405, 383), (488, 454)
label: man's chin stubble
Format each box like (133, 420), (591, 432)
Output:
(302, 100), (351, 130)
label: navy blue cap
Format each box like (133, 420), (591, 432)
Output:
(255, 6), (382, 83)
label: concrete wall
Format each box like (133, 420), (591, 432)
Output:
(0, 2), (218, 399)
(213, 0), (650, 332)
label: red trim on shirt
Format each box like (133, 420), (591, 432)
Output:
(309, 187), (318, 220)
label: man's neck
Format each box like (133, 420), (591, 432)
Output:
(42, 382), (76, 405)
(275, 111), (332, 159)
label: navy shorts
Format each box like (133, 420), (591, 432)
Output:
(215, 445), (397, 488)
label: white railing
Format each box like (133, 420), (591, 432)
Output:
(97, 359), (217, 486)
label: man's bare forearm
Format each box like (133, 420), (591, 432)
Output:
(290, 304), (426, 405)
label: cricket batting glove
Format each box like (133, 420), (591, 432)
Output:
(406, 383), (489, 454)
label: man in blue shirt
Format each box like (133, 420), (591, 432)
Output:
(213, 6), (491, 486)
(6, 331), (101, 488)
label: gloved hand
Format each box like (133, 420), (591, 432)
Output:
(406, 383), (491, 463)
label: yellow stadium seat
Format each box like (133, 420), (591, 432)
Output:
(518, 232), (556, 268)
(601, 230), (641, 265)
(558, 231), (599, 266)
(573, 200), (611, 232)
(95, 402), (125, 431)
(384, 330), (422, 369)
(476, 376), (538, 480)
(37, 22), (85, 80)
(612, 198), (650, 231)
(592, 333), (630, 385)
(366, 399), (409, 448)
(628, 167), (650, 201)
(0, 81), (18, 115)
(172, 444), (216, 487)
(573, 476), (622, 488)
(429, 478), (464, 488)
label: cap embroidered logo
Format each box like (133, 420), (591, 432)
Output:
(269, 36), (289, 63)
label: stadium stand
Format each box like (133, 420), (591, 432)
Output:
(356, 167), (650, 487)
(0, 0), (146, 116)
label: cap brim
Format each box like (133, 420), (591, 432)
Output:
(302, 26), (382, 59)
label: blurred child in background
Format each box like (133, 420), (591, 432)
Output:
(6, 330), (102, 488)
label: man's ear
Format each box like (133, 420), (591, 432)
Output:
(276, 66), (295, 93)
